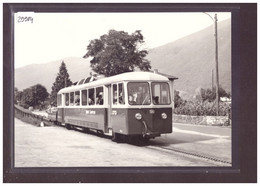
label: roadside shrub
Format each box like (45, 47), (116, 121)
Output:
(174, 99), (231, 116)
(174, 86), (231, 116)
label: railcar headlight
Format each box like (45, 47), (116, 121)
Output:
(135, 113), (142, 120)
(161, 113), (167, 119)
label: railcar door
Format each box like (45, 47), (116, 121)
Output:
(61, 108), (65, 124)
(105, 85), (112, 131)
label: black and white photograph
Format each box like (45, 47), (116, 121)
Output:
(3, 3), (257, 183)
(14, 10), (232, 167)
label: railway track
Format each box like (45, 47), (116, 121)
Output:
(53, 120), (232, 166)
(58, 123), (232, 166)
(15, 108), (232, 166)
(146, 145), (232, 166)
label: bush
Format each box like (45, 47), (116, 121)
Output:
(19, 84), (49, 110)
(174, 99), (231, 116)
(174, 86), (231, 116)
(196, 86), (231, 102)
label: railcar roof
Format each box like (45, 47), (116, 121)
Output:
(58, 72), (169, 94)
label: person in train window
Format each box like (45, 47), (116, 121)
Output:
(88, 98), (94, 105)
(113, 91), (118, 104)
(128, 95), (137, 105)
(75, 95), (80, 105)
(153, 96), (159, 104)
(132, 92), (138, 103)
(119, 92), (125, 104)
(96, 92), (103, 105)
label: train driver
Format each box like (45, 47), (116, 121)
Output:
(128, 95), (137, 105)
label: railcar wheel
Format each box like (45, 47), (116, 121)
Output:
(97, 130), (104, 136)
(65, 123), (72, 130)
(112, 131), (118, 142)
(112, 131), (125, 142)
(83, 128), (90, 133)
(55, 121), (61, 126)
(127, 135), (138, 144)
(128, 135), (150, 145)
(141, 137), (150, 143)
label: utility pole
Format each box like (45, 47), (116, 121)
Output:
(34, 85), (37, 108)
(204, 12), (220, 116)
(212, 69), (214, 91)
(214, 13), (220, 116)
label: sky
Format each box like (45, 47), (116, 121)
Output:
(14, 12), (231, 68)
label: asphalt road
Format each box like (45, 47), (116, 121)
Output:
(14, 118), (231, 167)
(153, 123), (231, 163)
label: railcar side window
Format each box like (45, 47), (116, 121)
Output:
(82, 89), (88, 106)
(96, 87), (104, 105)
(127, 82), (151, 105)
(112, 84), (118, 104)
(57, 94), (62, 106)
(152, 82), (171, 105)
(88, 88), (95, 105)
(65, 93), (69, 106)
(70, 92), (74, 106)
(75, 91), (80, 105)
(118, 83), (125, 105)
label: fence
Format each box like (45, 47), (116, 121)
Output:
(14, 105), (54, 127)
(173, 114), (231, 126)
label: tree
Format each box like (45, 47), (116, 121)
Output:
(20, 88), (34, 109)
(174, 90), (184, 108)
(199, 85), (230, 102)
(14, 87), (23, 105)
(34, 84), (49, 108)
(201, 88), (215, 102)
(50, 61), (73, 105)
(84, 29), (151, 77)
(20, 84), (49, 109)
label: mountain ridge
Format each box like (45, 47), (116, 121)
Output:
(146, 18), (231, 96)
(15, 18), (231, 98)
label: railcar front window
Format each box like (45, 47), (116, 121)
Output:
(152, 82), (171, 105)
(127, 82), (151, 105)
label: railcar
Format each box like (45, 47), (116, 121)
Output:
(51, 72), (173, 142)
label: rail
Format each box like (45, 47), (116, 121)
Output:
(147, 145), (231, 166)
(14, 105), (54, 127)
